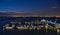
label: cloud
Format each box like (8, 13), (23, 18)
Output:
(51, 6), (58, 9)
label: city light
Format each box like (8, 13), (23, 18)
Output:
(45, 24), (48, 32)
(3, 19), (60, 35)
(57, 29), (60, 35)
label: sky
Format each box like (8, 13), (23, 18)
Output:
(0, 0), (60, 14)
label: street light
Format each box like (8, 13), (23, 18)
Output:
(57, 29), (60, 35)
(45, 23), (49, 32)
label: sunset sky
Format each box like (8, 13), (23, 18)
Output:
(0, 0), (60, 14)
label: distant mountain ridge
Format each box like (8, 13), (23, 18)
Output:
(0, 12), (60, 17)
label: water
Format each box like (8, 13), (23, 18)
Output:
(0, 17), (60, 35)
